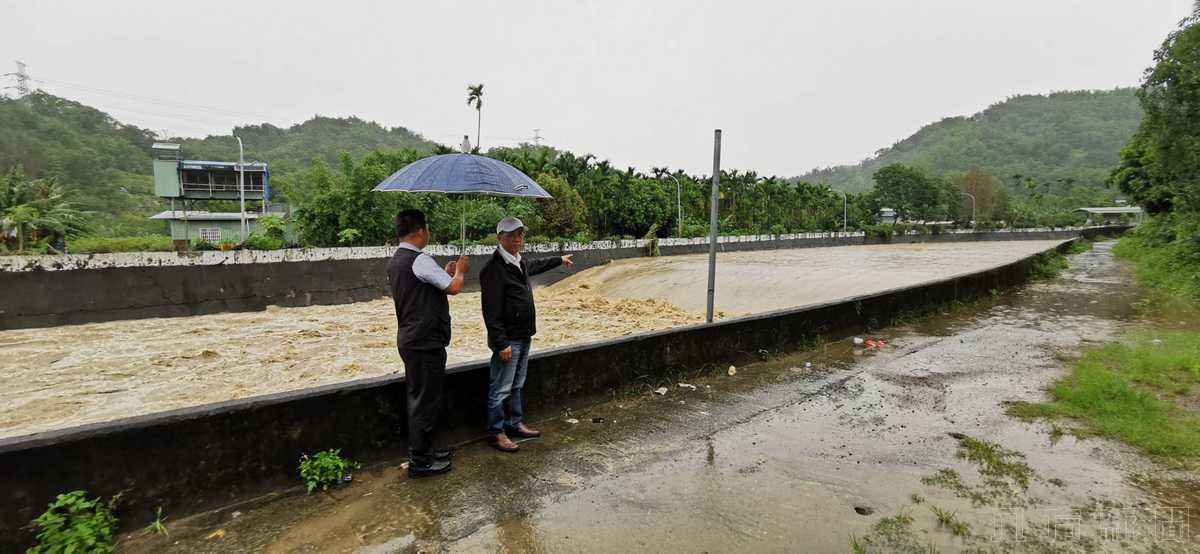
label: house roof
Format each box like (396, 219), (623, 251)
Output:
(1074, 207), (1143, 215)
(149, 211), (285, 221)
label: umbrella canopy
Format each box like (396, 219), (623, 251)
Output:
(373, 153), (552, 198)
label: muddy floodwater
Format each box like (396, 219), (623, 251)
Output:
(0, 240), (1061, 439)
(118, 240), (1200, 553)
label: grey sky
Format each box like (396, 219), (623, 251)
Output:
(2, 1), (1190, 175)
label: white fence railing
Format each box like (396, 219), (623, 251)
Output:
(0, 226), (1111, 273)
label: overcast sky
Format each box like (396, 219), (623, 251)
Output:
(2, 1), (1191, 175)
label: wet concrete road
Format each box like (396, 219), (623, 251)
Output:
(124, 241), (1200, 553)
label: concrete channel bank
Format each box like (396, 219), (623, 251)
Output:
(1, 227), (1117, 330)
(0, 227), (1124, 548)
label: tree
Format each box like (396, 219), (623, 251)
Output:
(954, 168), (1007, 222)
(870, 164), (953, 222)
(1109, 4), (1200, 214)
(535, 172), (588, 237)
(0, 168), (87, 252)
(467, 84), (484, 150)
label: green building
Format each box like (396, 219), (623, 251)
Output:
(149, 211), (291, 245)
(151, 142), (283, 250)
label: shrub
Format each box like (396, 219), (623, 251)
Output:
(244, 233), (283, 251)
(337, 228), (362, 246)
(299, 449), (359, 493)
(190, 238), (217, 251)
(256, 215), (287, 241)
(69, 235), (174, 254)
(28, 490), (120, 554)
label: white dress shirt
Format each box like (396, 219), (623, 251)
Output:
(398, 242), (452, 290)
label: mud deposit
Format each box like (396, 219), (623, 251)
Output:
(2, 241), (1058, 439)
(118, 241), (1200, 552)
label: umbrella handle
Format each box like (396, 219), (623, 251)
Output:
(460, 196), (467, 255)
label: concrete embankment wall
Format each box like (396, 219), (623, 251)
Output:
(0, 226), (1123, 330)
(0, 235), (1112, 549)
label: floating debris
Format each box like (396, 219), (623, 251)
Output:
(728, 365), (737, 376)
(654, 387), (669, 395)
(565, 418), (579, 424)
(678, 383), (697, 391)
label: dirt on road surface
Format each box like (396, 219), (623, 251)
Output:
(118, 241), (1200, 552)
(0, 240), (1060, 439)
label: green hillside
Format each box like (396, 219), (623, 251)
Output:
(177, 117), (436, 175)
(798, 89), (1142, 194)
(0, 92), (438, 235)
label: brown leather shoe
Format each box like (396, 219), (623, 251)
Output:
(507, 423), (542, 438)
(489, 433), (519, 452)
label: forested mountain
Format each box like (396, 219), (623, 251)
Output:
(0, 92), (437, 235)
(798, 89), (1142, 194)
(177, 117), (436, 175)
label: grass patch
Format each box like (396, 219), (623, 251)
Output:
(955, 437), (1033, 489)
(850, 512), (939, 554)
(68, 234), (174, 253)
(1064, 238), (1093, 255)
(1113, 215), (1200, 301)
(1006, 330), (1200, 465)
(921, 436), (1038, 507)
(1029, 250), (1069, 279)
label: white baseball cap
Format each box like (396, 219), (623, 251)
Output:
(496, 216), (526, 234)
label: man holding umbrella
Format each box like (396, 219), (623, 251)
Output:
(480, 216), (574, 452)
(388, 209), (468, 478)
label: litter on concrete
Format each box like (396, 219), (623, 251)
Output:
(653, 387), (669, 395)
(678, 383), (697, 391)
(565, 418), (580, 424)
(728, 365), (737, 376)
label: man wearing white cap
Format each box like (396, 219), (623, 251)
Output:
(479, 216), (574, 452)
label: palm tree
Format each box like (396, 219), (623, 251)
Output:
(0, 169), (87, 252)
(466, 83), (484, 150)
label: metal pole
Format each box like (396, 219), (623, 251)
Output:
(671, 174), (683, 237)
(706, 130), (722, 324)
(839, 190), (848, 233)
(236, 136), (246, 241)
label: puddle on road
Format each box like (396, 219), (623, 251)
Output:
(121, 241), (1200, 553)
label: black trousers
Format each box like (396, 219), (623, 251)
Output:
(398, 347), (447, 465)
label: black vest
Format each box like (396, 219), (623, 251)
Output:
(388, 247), (451, 351)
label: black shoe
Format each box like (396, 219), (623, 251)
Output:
(407, 458), (452, 479)
(433, 448), (453, 461)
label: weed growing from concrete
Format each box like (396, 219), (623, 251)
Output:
(849, 512), (939, 554)
(27, 490), (120, 554)
(143, 506), (168, 536)
(299, 449), (359, 493)
(920, 436), (1038, 507)
(956, 437), (1033, 489)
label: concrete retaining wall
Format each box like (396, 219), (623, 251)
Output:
(0, 226), (1125, 330)
(0, 237), (1099, 549)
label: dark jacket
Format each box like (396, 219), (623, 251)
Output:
(388, 247), (451, 351)
(480, 249), (562, 351)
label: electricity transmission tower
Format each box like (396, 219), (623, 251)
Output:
(2, 61), (30, 96)
(530, 128), (544, 146)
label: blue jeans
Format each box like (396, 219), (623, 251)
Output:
(487, 337), (532, 435)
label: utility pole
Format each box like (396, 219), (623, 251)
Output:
(706, 130), (722, 324)
(837, 190), (848, 233)
(236, 136), (247, 241)
(2, 61), (30, 97)
(670, 174), (684, 238)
